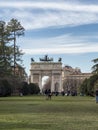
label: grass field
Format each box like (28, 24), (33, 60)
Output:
(0, 95), (98, 130)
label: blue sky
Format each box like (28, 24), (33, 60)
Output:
(0, 0), (98, 75)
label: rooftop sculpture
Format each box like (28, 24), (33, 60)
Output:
(39, 55), (53, 62)
(31, 55), (62, 63)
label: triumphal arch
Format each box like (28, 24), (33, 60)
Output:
(30, 55), (62, 93)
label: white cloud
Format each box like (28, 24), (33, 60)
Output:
(23, 43), (98, 55)
(20, 33), (98, 55)
(18, 32), (98, 49)
(0, 1), (98, 13)
(1, 10), (98, 30)
(0, 1), (98, 30)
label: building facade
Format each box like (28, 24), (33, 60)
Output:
(62, 65), (92, 94)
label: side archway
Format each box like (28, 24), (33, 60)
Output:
(54, 82), (59, 92)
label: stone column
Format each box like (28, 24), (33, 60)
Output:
(59, 73), (62, 92)
(39, 74), (42, 93)
(31, 72), (33, 83)
(51, 73), (54, 92)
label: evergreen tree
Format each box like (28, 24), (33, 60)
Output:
(92, 58), (98, 74)
(7, 18), (25, 76)
(0, 21), (12, 76)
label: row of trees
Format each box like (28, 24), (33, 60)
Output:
(0, 80), (40, 97)
(20, 82), (40, 95)
(0, 18), (24, 77)
(80, 74), (98, 96)
(80, 58), (98, 96)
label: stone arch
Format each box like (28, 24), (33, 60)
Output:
(30, 56), (62, 93)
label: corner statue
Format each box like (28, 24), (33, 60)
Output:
(58, 57), (62, 62)
(31, 58), (34, 62)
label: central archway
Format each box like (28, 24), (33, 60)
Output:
(42, 76), (50, 92)
(42, 76), (49, 86)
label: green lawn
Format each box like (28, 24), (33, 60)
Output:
(0, 95), (98, 130)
